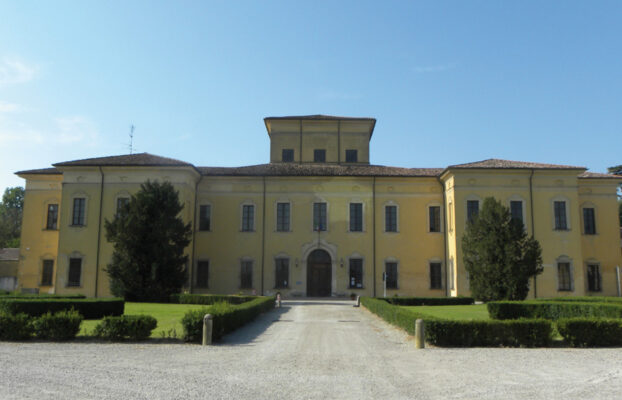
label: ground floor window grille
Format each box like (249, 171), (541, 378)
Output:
(557, 262), (572, 291)
(385, 262), (397, 289)
(349, 258), (363, 288)
(41, 260), (54, 286)
(275, 258), (289, 289)
(240, 261), (253, 289)
(196, 261), (209, 288)
(67, 258), (82, 287)
(587, 264), (601, 292)
(430, 262), (442, 289)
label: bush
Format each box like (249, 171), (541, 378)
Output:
(0, 313), (33, 340)
(173, 293), (257, 305)
(557, 318), (622, 347)
(182, 296), (275, 342)
(0, 294), (86, 299)
(537, 297), (622, 304)
(32, 310), (83, 341)
(94, 315), (157, 341)
(362, 297), (551, 347)
(0, 298), (124, 319)
(382, 297), (474, 306)
(487, 301), (622, 320)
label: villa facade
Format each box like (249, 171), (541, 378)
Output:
(15, 115), (622, 298)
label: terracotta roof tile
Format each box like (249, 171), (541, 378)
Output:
(578, 171), (622, 179)
(15, 167), (61, 175)
(447, 158), (585, 170)
(198, 163), (442, 177)
(53, 153), (192, 167)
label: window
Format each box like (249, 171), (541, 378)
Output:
(282, 149), (294, 162)
(345, 149), (358, 163)
(41, 260), (54, 286)
(46, 204), (58, 230)
(72, 198), (86, 226)
(313, 202), (327, 231)
(430, 262), (442, 289)
(385, 262), (397, 289)
(510, 200), (523, 224)
(240, 261), (253, 289)
(349, 258), (363, 288)
(587, 263), (601, 292)
(554, 201), (568, 230)
(242, 205), (254, 231)
(314, 149), (326, 163)
(466, 200), (479, 223)
(275, 258), (289, 289)
(583, 208), (596, 235)
(116, 197), (129, 217)
(196, 261), (209, 288)
(276, 203), (290, 232)
(429, 206), (441, 233)
(67, 258), (82, 287)
(385, 205), (397, 232)
(199, 205), (211, 231)
(350, 203), (363, 232)
(557, 262), (572, 291)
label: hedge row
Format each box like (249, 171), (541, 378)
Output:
(182, 296), (275, 342)
(361, 297), (552, 347)
(557, 318), (622, 347)
(172, 293), (257, 305)
(93, 315), (157, 341)
(382, 296), (475, 306)
(0, 310), (83, 341)
(0, 293), (86, 299)
(0, 298), (124, 319)
(537, 297), (622, 304)
(487, 301), (622, 321)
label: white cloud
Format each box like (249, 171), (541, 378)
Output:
(412, 63), (457, 73)
(0, 101), (21, 113)
(0, 58), (38, 86)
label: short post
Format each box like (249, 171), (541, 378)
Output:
(355, 296), (361, 307)
(414, 319), (425, 349)
(276, 293), (282, 308)
(202, 314), (213, 346)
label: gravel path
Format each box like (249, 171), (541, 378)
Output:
(1, 299), (622, 399)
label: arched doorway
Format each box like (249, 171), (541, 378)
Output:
(307, 249), (332, 297)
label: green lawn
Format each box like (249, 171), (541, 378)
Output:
(80, 302), (208, 339)
(404, 304), (490, 320)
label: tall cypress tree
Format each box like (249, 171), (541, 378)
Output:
(105, 181), (191, 301)
(462, 197), (543, 301)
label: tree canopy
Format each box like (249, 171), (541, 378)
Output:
(104, 181), (191, 301)
(462, 197), (543, 301)
(0, 186), (25, 248)
(609, 165), (622, 227)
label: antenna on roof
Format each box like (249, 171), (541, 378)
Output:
(129, 125), (135, 154)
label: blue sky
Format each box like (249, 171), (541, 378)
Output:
(1, 1), (621, 191)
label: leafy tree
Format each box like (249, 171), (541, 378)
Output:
(0, 187), (25, 248)
(608, 165), (622, 226)
(104, 181), (191, 301)
(462, 197), (543, 301)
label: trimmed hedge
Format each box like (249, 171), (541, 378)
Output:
(0, 298), (124, 319)
(0, 293), (86, 299)
(94, 315), (157, 341)
(557, 318), (622, 347)
(382, 296), (475, 306)
(487, 301), (622, 321)
(362, 297), (552, 347)
(32, 310), (83, 341)
(182, 296), (275, 342)
(537, 297), (622, 304)
(172, 293), (257, 305)
(0, 313), (33, 340)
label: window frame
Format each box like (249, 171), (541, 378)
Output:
(313, 149), (326, 163)
(241, 203), (255, 232)
(428, 204), (442, 233)
(312, 201), (328, 232)
(582, 206), (596, 235)
(240, 259), (253, 289)
(46, 203), (59, 230)
(67, 257), (82, 287)
(199, 204), (212, 232)
(384, 203), (398, 233)
(345, 149), (358, 163)
(274, 257), (290, 289)
(466, 199), (480, 224)
(586, 262), (602, 292)
(429, 261), (443, 290)
(385, 261), (398, 290)
(349, 202), (364, 232)
(282, 148), (294, 162)
(71, 197), (87, 227)
(276, 202), (291, 232)
(552, 197), (570, 231)
(348, 258), (364, 289)
(556, 259), (573, 292)
(196, 260), (209, 289)
(41, 259), (54, 286)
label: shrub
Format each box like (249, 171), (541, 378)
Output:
(33, 310), (83, 341)
(0, 298), (124, 319)
(0, 313), (33, 340)
(173, 293), (257, 305)
(557, 318), (622, 347)
(0, 294), (86, 299)
(94, 315), (157, 341)
(382, 297), (474, 306)
(182, 296), (275, 342)
(362, 297), (552, 347)
(537, 297), (622, 304)
(487, 301), (622, 320)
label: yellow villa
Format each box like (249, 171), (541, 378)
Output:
(15, 115), (622, 298)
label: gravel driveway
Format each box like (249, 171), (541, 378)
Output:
(1, 299), (622, 399)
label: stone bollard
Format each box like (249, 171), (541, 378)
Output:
(414, 319), (425, 349)
(355, 296), (361, 307)
(202, 314), (213, 346)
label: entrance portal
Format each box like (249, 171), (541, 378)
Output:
(306, 249), (332, 297)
